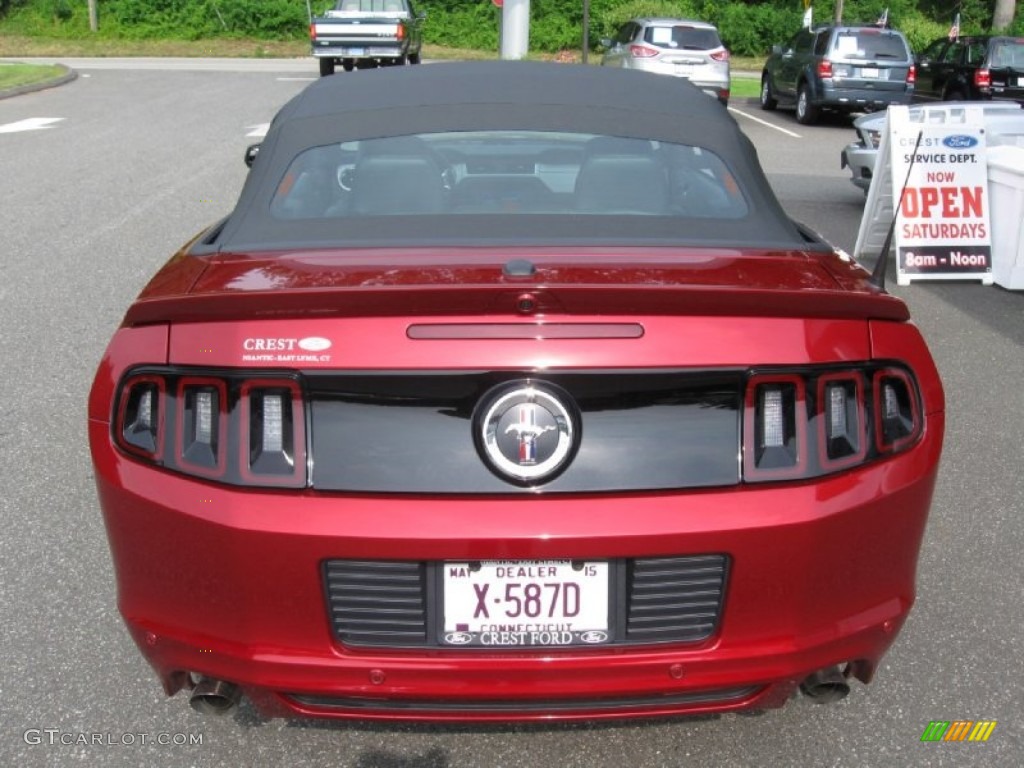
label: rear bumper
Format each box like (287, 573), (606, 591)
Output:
(312, 43), (409, 61)
(629, 62), (729, 100)
(91, 409), (943, 722)
(818, 85), (912, 111)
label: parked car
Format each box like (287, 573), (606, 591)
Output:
(915, 35), (1024, 103)
(310, 0), (425, 76)
(89, 61), (943, 723)
(840, 100), (1024, 192)
(761, 23), (915, 124)
(600, 18), (730, 105)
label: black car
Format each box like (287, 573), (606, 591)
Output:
(915, 35), (1024, 103)
(761, 23), (915, 124)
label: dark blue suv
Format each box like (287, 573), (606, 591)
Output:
(761, 24), (915, 124)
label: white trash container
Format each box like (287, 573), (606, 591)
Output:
(986, 144), (1024, 290)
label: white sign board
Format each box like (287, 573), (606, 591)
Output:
(888, 105), (993, 284)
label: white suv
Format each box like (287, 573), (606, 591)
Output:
(600, 18), (731, 105)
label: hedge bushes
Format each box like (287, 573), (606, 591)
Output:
(0, 0), (1014, 56)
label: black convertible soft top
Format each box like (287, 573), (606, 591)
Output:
(210, 61), (811, 252)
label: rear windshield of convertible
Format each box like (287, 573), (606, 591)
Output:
(269, 131), (749, 221)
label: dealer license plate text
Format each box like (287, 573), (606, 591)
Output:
(442, 560), (610, 647)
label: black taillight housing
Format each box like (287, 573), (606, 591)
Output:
(240, 380), (306, 486)
(115, 369), (306, 488)
(115, 363), (923, 489)
(874, 368), (920, 453)
(818, 372), (866, 469)
(177, 378), (227, 478)
(117, 376), (165, 459)
(744, 374), (807, 479)
(744, 363), (922, 482)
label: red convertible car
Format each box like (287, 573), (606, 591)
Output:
(89, 61), (944, 722)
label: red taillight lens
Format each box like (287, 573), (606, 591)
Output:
(744, 374), (807, 481)
(744, 364), (923, 483)
(907, 63), (916, 84)
(874, 369), (921, 453)
(396, 24), (405, 41)
(975, 68), (991, 88)
(710, 49), (730, 62)
(630, 45), (660, 59)
(177, 378), (228, 478)
(817, 59), (833, 78)
(818, 373), (867, 469)
(309, 23), (316, 40)
(118, 376), (165, 460)
(114, 370), (306, 488)
(239, 380), (306, 486)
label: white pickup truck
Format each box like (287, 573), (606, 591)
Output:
(310, 0), (426, 76)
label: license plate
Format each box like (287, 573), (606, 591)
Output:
(442, 560), (610, 647)
(861, 67), (880, 78)
(347, 47), (365, 56)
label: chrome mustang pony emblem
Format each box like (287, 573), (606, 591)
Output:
(475, 381), (579, 485)
(504, 404), (556, 464)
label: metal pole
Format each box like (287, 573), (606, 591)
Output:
(582, 0), (589, 64)
(88, 0), (98, 32)
(500, 0), (530, 60)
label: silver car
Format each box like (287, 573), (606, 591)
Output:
(600, 18), (730, 105)
(841, 101), (1024, 193)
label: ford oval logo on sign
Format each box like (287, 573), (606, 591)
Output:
(579, 630), (609, 644)
(298, 336), (332, 352)
(444, 632), (473, 645)
(943, 135), (978, 149)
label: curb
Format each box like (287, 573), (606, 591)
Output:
(0, 63), (77, 100)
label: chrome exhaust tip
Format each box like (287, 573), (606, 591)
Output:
(188, 677), (241, 716)
(799, 665), (850, 704)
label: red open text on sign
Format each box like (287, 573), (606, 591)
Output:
(443, 560), (610, 646)
(889, 104), (993, 285)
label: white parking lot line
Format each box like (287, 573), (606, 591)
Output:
(0, 117), (65, 134)
(728, 107), (801, 138)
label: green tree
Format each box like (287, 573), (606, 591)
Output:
(0, 0), (27, 18)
